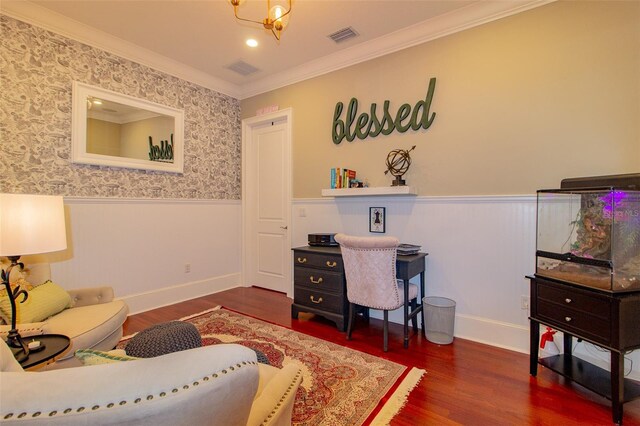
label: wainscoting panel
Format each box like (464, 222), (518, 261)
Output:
(39, 197), (242, 314)
(292, 195), (640, 378)
(293, 194), (536, 352)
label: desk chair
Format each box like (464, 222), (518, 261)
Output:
(334, 233), (419, 352)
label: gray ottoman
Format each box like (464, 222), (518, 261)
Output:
(253, 349), (270, 365)
(125, 321), (202, 358)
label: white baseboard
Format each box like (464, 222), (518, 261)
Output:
(367, 309), (530, 353)
(120, 273), (242, 315)
(454, 313), (529, 353)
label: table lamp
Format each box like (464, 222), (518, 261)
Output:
(0, 194), (67, 360)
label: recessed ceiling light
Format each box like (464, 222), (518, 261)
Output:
(246, 39), (258, 48)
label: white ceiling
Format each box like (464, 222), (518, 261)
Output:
(1, 0), (550, 99)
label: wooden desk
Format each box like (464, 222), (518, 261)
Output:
(291, 246), (427, 347)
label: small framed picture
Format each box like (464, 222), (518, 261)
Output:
(369, 207), (386, 233)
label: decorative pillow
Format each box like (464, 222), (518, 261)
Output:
(0, 280), (73, 324)
(75, 349), (139, 365)
(0, 278), (33, 298)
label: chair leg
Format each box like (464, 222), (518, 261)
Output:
(411, 298), (418, 332)
(383, 310), (389, 352)
(346, 303), (356, 340)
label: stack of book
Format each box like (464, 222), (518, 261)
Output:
(397, 244), (421, 256)
(330, 168), (356, 189)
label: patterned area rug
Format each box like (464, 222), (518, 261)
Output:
(121, 307), (424, 425)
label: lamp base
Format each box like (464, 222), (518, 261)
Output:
(2, 256), (31, 361)
(6, 329), (30, 361)
(9, 344), (29, 363)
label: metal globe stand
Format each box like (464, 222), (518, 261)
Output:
(385, 146), (416, 186)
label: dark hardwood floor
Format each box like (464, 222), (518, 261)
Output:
(123, 287), (640, 425)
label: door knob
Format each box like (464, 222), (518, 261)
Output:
(280, 226), (288, 230)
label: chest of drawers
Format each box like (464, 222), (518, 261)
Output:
(532, 276), (640, 350)
(291, 246), (348, 331)
(529, 275), (640, 424)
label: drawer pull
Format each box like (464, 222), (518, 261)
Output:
(326, 261), (337, 268)
(565, 316), (572, 322)
(309, 276), (323, 284)
(297, 257), (307, 264)
(565, 298), (572, 304)
(310, 295), (323, 304)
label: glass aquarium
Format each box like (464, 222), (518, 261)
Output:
(536, 184), (640, 292)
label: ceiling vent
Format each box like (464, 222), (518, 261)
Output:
(328, 27), (359, 44)
(226, 60), (260, 76)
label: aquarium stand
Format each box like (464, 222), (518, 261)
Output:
(529, 275), (640, 424)
(538, 354), (640, 404)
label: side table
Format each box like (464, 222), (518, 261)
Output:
(14, 334), (71, 370)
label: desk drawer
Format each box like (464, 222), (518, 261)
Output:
(293, 252), (343, 271)
(294, 287), (345, 315)
(294, 268), (343, 293)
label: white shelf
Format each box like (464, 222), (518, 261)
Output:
(321, 186), (418, 197)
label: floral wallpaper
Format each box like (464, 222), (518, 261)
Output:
(0, 15), (241, 200)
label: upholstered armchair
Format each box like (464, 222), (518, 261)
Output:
(0, 339), (302, 425)
(334, 233), (419, 351)
(0, 262), (128, 369)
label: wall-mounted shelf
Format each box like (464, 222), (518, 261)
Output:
(321, 186), (418, 197)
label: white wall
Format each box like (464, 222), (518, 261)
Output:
(293, 194), (536, 352)
(292, 194), (640, 379)
(34, 198), (242, 314)
(29, 195), (638, 378)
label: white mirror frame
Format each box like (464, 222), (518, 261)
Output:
(71, 81), (185, 173)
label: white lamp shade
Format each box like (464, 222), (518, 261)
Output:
(0, 194), (67, 257)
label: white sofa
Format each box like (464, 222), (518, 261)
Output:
(0, 340), (302, 425)
(0, 263), (128, 369)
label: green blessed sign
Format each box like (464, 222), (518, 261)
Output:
(332, 78), (436, 145)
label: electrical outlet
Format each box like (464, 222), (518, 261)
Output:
(185, 263), (191, 273)
(521, 295), (530, 310)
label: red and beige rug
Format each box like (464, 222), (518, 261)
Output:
(121, 307), (424, 425)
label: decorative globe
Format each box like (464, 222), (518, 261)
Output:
(385, 146), (415, 186)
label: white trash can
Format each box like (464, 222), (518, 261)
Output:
(423, 296), (456, 344)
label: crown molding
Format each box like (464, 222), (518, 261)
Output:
(238, 0), (554, 99)
(2, 0), (553, 101)
(0, 1), (241, 99)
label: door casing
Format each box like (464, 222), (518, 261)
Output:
(241, 108), (293, 297)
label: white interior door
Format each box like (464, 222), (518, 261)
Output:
(242, 109), (292, 295)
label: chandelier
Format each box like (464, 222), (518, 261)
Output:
(229, 0), (292, 41)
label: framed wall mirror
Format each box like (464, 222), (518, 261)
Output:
(71, 81), (184, 173)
